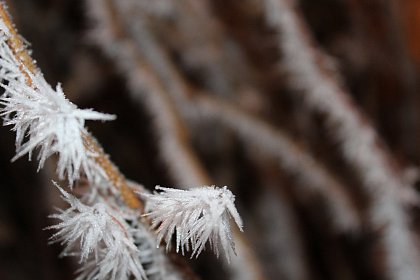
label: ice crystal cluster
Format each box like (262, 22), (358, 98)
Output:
(48, 186), (148, 280)
(0, 8), (243, 280)
(0, 26), (114, 185)
(1, 72), (115, 184)
(143, 186), (243, 262)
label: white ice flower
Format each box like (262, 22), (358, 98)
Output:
(0, 71), (115, 184)
(47, 185), (148, 280)
(142, 186), (243, 262)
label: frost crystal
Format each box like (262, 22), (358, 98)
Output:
(0, 22), (114, 185)
(0, 72), (115, 184)
(143, 186), (243, 262)
(48, 186), (148, 280)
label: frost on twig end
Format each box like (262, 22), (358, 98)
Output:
(142, 185), (243, 263)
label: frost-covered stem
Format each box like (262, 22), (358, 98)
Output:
(264, 0), (420, 278)
(0, 2), (142, 210)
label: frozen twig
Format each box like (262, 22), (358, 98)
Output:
(0, 2), (252, 279)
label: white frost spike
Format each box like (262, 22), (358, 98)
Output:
(0, 72), (115, 184)
(48, 185), (147, 280)
(143, 186), (243, 262)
